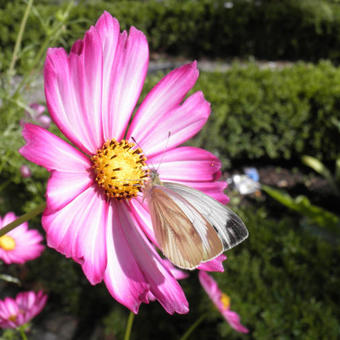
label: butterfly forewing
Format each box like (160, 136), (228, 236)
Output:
(163, 182), (249, 251)
(146, 185), (223, 269)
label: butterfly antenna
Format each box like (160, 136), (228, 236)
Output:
(131, 135), (157, 172)
(155, 131), (171, 173)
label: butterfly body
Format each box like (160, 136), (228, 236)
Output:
(144, 169), (248, 270)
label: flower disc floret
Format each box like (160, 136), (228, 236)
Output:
(220, 293), (231, 309)
(0, 235), (16, 251)
(91, 139), (148, 199)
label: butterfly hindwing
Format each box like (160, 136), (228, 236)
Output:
(163, 182), (249, 251)
(146, 185), (223, 269)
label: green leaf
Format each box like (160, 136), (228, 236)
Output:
(262, 185), (340, 233)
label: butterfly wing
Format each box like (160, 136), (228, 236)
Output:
(163, 182), (249, 251)
(146, 185), (224, 270)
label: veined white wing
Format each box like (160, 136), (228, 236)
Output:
(145, 177), (248, 270)
(163, 181), (249, 251)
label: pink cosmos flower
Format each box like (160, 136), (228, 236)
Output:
(198, 271), (249, 333)
(0, 212), (44, 264)
(19, 11), (228, 314)
(0, 291), (47, 329)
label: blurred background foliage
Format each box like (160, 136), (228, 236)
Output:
(4, 0), (340, 73)
(0, 0), (340, 339)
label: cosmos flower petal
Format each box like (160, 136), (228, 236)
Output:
(104, 201), (150, 314)
(129, 197), (158, 246)
(127, 62), (198, 143)
(1, 212), (16, 226)
(199, 271), (220, 302)
(46, 24), (106, 152)
(77, 26), (104, 150)
(199, 271), (249, 333)
(94, 12), (120, 140)
(149, 146), (229, 203)
(161, 259), (189, 280)
(149, 146), (222, 182)
(132, 91), (211, 157)
(20, 124), (91, 172)
(45, 170), (93, 214)
(198, 254), (227, 272)
(45, 47), (102, 154)
(120, 203), (189, 314)
(223, 310), (249, 333)
(108, 26), (149, 141)
(174, 180), (229, 204)
(42, 186), (107, 285)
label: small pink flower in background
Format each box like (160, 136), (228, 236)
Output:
(0, 212), (44, 264)
(0, 291), (47, 329)
(198, 271), (249, 333)
(20, 165), (31, 178)
(20, 103), (51, 129)
(20, 11), (228, 314)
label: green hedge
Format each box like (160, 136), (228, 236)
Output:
(139, 61), (340, 166)
(2, 0), (340, 73)
(192, 61), (340, 166)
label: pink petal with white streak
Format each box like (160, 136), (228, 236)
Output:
(99, 16), (149, 141)
(42, 186), (107, 285)
(127, 62), (198, 147)
(20, 124), (91, 172)
(175, 180), (229, 204)
(44, 47), (102, 154)
(129, 197), (158, 246)
(161, 259), (189, 280)
(104, 201), (150, 313)
(150, 146), (221, 182)
(131, 91), (210, 157)
(45, 170), (93, 214)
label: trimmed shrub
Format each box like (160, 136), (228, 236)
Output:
(3, 0), (340, 73)
(189, 61), (340, 166)
(140, 61), (340, 166)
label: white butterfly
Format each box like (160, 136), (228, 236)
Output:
(143, 169), (249, 270)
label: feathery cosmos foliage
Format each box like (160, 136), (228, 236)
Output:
(20, 11), (228, 314)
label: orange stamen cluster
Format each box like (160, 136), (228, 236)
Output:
(91, 139), (148, 200)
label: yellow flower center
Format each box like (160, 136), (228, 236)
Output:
(91, 139), (148, 200)
(8, 314), (17, 322)
(0, 235), (16, 251)
(220, 293), (230, 309)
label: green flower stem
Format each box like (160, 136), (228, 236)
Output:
(19, 326), (28, 340)
(124, 311), (135, 340)
(0, 202), (46, 237)
(179, 313), (208, 340)
(8, 0), (34, 77)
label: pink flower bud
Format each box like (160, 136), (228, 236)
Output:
(20, 165), (31, 178)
